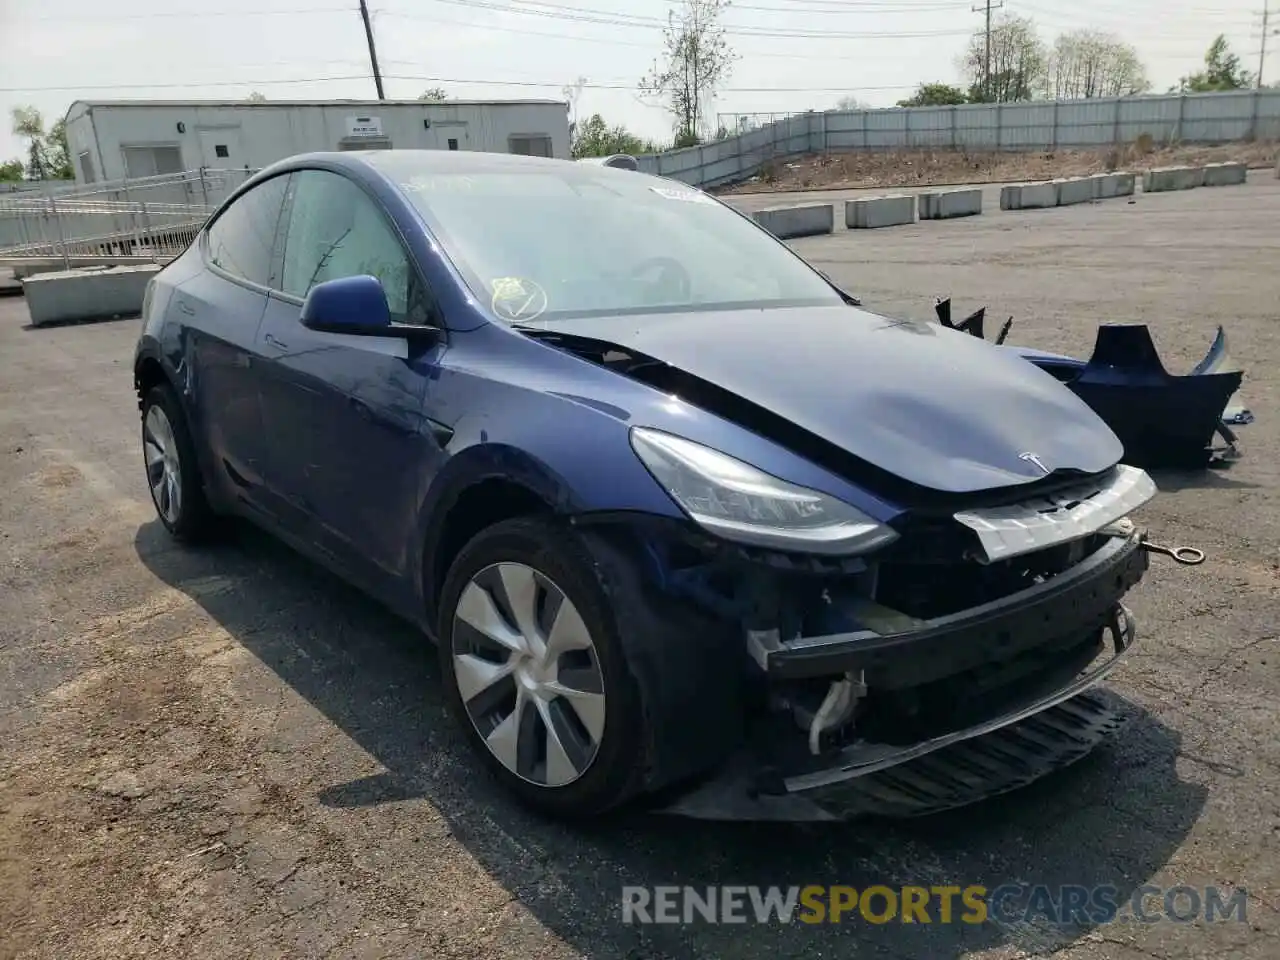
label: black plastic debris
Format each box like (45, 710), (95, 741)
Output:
(932, 298), (1253, 469)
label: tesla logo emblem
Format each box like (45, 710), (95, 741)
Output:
(1019, 451), (1051, 475)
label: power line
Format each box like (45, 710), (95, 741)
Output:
(17, 7), (353, 22)
(400, 0), (974, 39)
(0, 73), (921, 95)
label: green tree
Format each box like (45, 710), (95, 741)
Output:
(571, 113), (662, 157)
(45, 119), (74, 179)
(11, 106), (49, 179)
(640, 0), (736, 145)
(419, 87), (449, 102)
(0, 158), (24, 181)
(1176, 35), (1253, 92)
(897, 83), (970, 107)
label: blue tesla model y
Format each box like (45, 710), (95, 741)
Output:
(134, 149), (1186, 820)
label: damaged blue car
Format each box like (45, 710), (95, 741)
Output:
(134, 150), (1206, 822)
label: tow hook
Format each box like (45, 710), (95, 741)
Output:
(1138, 537), (1206, 565)
(1101, 518), (1206, 566)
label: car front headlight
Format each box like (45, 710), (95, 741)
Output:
(629, 427), (898, 556)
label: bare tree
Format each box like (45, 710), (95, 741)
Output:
(419, 87), (449, 102)
(561, 76), (586, 135)
(962, 14), (1047, 102)
(246, 91), (268, 102)
(640, 0), (736, 147)
(1046, 30), (1149, 99)
(835, 95), (870, 111)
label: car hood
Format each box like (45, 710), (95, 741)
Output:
(533, 304), (1124, 495)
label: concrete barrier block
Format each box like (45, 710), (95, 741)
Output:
(846, 194), (915, 229)
(1000, 182), (1057, 210)
(752, 203), (835, 238)
(1090, 172), (1136, 199)
(1143, 166), (1204, 192)
(21, 264), (159, 326)
(1055, 177), (1095, 206)
(918, 188), (983, 220)
(1202, 161), (1247, 186)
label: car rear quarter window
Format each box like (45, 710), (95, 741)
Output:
(205, 174), (289, 288)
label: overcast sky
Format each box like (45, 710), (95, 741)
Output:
(0, 0), (1268, 166)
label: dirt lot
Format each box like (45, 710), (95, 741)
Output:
(718, 142), (1278, 195)
(2, 177), (1279, 960)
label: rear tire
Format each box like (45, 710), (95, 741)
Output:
(437, 516), (649, 818)
(141, 383), (215, 543)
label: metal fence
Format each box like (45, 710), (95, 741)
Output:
(0, 168), (255, 268)
(642, 89), (1280, 188)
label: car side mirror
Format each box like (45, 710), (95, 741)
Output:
(300, 275), (393, 335)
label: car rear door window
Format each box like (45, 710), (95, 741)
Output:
(279, 169), (428, 323)
(205, 174), (290, 288)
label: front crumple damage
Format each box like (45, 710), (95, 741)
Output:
(527, 322), (1207, 820)
(571, 477), (1199, 822)
(935, 297), (1256, 469)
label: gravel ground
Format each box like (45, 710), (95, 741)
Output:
(716, 143), (1278, 196)
(1, 176), (1278, 960)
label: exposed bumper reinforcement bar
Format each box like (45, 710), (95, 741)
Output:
(660, 605), (1136, 822)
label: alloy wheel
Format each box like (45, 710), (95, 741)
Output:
(451, 562), (606, 787)
(143, 404), (183, 526)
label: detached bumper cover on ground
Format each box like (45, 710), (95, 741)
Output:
(936, 298), (1255, 469)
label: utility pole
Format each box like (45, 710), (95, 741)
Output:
(1258, 3), (1277, 88)
(358, 0), (386, 100)
(972, 0), (1004, 101)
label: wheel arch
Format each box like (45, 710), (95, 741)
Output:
(418, 444), (580, 628)
(133, 348), (173, 410)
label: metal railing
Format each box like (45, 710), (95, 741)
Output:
(0, 168), (257, 267)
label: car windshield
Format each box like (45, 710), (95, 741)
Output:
(380, 159), (844, 323)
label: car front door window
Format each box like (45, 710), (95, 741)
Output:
(279, 169), (425, 322)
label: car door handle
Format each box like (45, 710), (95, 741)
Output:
(177, 298), (196, 316)
(264, 333), (289, 350)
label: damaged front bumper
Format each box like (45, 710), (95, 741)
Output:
(749, 527), (1147, 681)
(661, 532), (1150, 821)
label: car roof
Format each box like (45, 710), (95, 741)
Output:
(261, 147), (686, 194)
(274, 149), (625, 179)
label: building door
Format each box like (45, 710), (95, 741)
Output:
(197, 128), (245, 169)
(431, 121), (469, 151)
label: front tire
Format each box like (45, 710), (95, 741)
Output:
(141, 383), (214, 542)
(437, 517), (649, 818)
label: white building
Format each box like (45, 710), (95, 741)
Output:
(62, 99), (571, 185)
